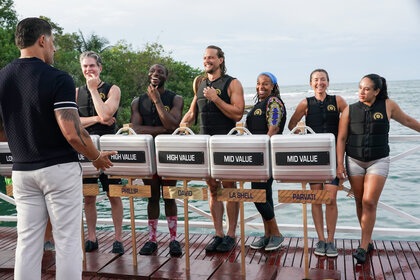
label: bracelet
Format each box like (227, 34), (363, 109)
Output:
(92, 151), (101, 162)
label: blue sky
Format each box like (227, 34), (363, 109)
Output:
(14, 0), (420, 87)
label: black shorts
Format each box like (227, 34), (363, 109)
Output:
(83, 173), (121, 193)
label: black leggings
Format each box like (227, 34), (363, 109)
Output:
(251, 178), (275, 221)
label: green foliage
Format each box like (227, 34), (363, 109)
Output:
(0, 3), (202, 130)
(98, 42), (202, 126)
(0, 0), (18, 68)
(0, 27), (18, 68)
(0, 0), (17, 29)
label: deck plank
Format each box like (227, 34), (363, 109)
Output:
(370, 240), (385, 279)
(376, 240), (396, 279)
(400, 240), (420, 279)
(335, 239), (346, 279)
(392, 240), (416, 280)
(0, 227), (419, 279)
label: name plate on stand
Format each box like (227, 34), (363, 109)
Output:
(163, 186), (208, 200)
(83, 183), (99, 196)
(277, 190), (330, 204)
(217, 189), (266, 203)
(109, 184), (151, 198)
(5, 184), (13, 196)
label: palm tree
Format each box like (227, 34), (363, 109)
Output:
(78, 30), (110, 53)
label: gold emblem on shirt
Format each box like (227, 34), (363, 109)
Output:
(327, 105), (336, 111)
(373, 112), (384, 120)
(216, 89), (221, 95)
(99, 92), (106, 100)
(165, 106), (170, 112)
(254, 109), (262, 116)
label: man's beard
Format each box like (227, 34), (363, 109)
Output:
(150, 79), (165, 88)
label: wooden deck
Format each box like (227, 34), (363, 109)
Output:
(0, 226), (419, 279)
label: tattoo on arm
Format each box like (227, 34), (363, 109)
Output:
(57, 109), (88, 146)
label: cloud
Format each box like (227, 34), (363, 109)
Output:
(13, 0), (420, 85)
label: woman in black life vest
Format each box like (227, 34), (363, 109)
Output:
(246, 72), (286, 251)
(288, 69), (347, 258)
(337, 74), (420, 263)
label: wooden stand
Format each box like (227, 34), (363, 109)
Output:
(108, 176), (151, 265)
(80, 181), (120, 275)
(277, 181), (341, 280)
(159, 178), (219, 279)
(96, 176), (161, 278)
(82, 181), (100, 268)
(213, 181), (277, 280)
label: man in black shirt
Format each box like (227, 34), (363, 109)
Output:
(0, 18), (115, 280)
(131, 64), (184, 256)
(76, 51), (124, 254)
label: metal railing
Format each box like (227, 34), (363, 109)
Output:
(1, 135), (420, 237)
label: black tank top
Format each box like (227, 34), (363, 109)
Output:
(306, 94), (340, 138)
(77, 82), (117, 135)
(246, 95), (286, 135)
(138, 90), (176, 126)
(196, 75), (236, 135)
(346, 100), (390, 162)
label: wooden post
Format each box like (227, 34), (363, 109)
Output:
(124, 123), (138, 265)
(183, 179), (190, 272)
(297, 121), (306, 134)
(239, 181), (246, 277)
(215, 185), (271, 279)
(277, 184), (331, 279)
(302, 182), (309, 279)
(129, 177), (138, 266)
(236, 122), (244, 135)
(81, 213), (86, 267)
(162, 180), (208, 274)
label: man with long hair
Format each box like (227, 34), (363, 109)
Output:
(181, 45), (245, 252)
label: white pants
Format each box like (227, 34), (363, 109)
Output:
(13, 162), (83, 280)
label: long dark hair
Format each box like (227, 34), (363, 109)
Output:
(206, 45), (226, 76)
(362, 74), (389, 100)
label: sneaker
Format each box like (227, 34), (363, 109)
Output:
(314, 240), (326, 256)
(85, 239), (98, 252)
(367, 243), (374, 253)
(44, 241), (55, 251)
(169, 240), (182, 256)
(325, 242), (338, 257)
(250, 236), (269, 250)
(353, 247), (367, 264)
(111, 241), (125, 254)
(205, 236), (224, 252)
(265, 235), (284, 251)
(216, 236), (236, 252)
(139, 241), (158, 255)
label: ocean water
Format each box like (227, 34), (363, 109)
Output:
(1, 80), (419, 241)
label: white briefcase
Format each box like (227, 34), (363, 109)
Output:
(271, 129), (336, 182)
(210, 126), (271, 181)
(100, 128), (156, 177)
(155, 127), (211, 179)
